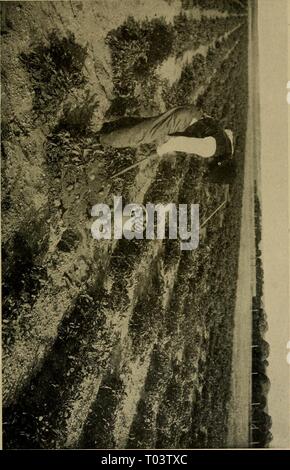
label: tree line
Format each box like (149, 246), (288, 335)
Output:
(251, 183), (272, 447)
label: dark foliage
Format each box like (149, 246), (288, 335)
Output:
(20, 31), (88, 119)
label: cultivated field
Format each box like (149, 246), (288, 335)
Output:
(2, 0), (249, 448)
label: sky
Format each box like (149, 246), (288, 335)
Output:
(258, 0), (290, 448)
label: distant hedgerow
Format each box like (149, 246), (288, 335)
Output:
(105, 16), (175, 115)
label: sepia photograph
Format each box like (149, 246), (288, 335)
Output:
(1, 0), (289, 451)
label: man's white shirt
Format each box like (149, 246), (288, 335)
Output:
(156, 116), (234, 158)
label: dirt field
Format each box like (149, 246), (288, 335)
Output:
(2, 0), (249, 449)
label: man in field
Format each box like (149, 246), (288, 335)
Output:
(98, 104), (236, 184)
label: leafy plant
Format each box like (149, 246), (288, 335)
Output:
(20, 31), (88, 118)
